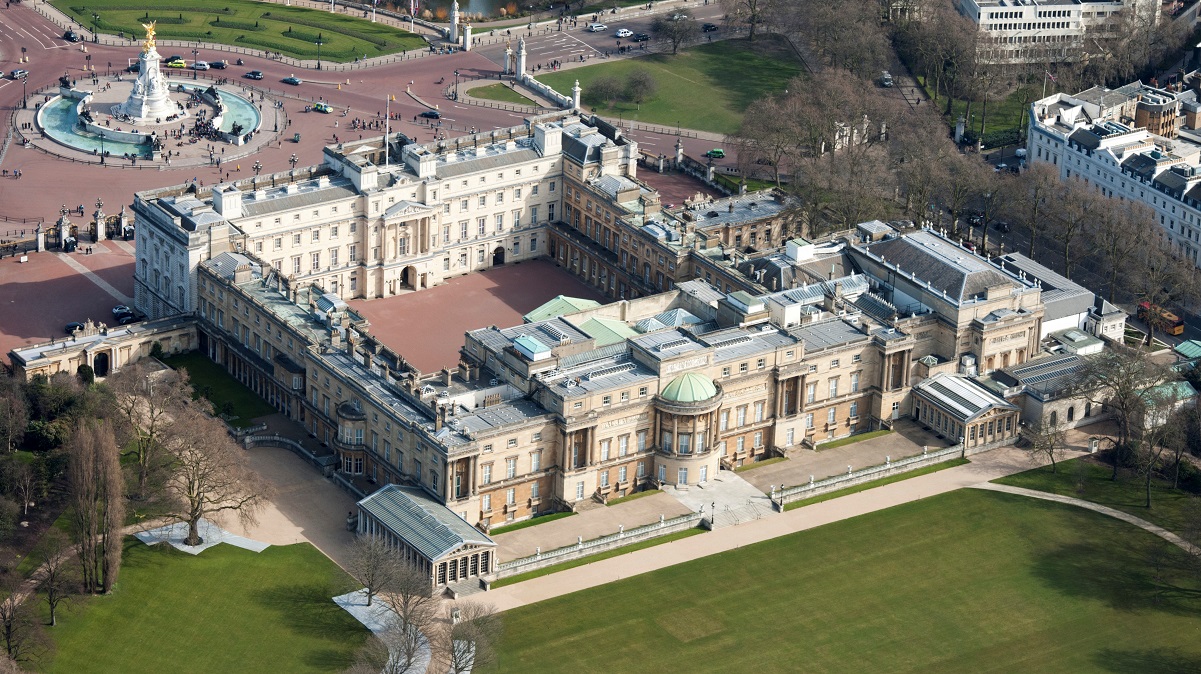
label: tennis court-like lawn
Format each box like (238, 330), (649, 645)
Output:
(495, 489), (1201, 673)
(40, 539), (369, 673)
(535, 36), (804, 135)
(162, 351), (275, 427)
(51, 0), (425, 62)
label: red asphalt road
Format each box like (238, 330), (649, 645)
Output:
(348, 260), (607, 374)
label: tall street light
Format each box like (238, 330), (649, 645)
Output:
(315, 35), (325, 70)
(289, 153), (298, 176)
(193, 45), (199, 79)
(21, 74), (27, 109)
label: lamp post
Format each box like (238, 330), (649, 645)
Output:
(315, 35), (324, 70)
(454, 69), (460, 101)
(91, 13), (99, 43)
(21, 74), (27, 109)
(193, 46), (199, 80)
(289, 153), (298, 176)
(252, 160), (263, 188)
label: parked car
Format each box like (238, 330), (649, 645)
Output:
(245, 70), (264, 80)
(192, 61), (210, 71)
(117, 315), (139, 326)
(164, 57), (187, 68)
(9, 69), (28, 80)
(704, 148), (725, 159)
(313, 102), (333, 114)
(282, 75), (302, 85)
(880, 71), (894, 87)
(125, 63), (141, 73)
(632, 33), (650, 42)
(210, 60), (227, 70)
(419, 110), (441, 119)
(993, 221), (1011, 233)
(967, 212), (984, 226)
(702, 23), (719, 32)
(586, 22), (607, 32)
(112, 305), (131, 316)
(961, 240), (976, 252)
(615, 28), (633, 38)
(63, 31), (80, 43)
(64, 322), (84, 335)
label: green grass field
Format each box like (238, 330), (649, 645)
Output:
(494, 489), (1201, 673)
(39, 539), (368, 673)
(782, 457), (969, 511)
(919, 77), (1035, 146)
(469, 83), (536, 106)
(51, 0), (425, 62)
(162, 351), (275, 427)
(996, 457), (1199, 539)
(535, 36), (804, 135)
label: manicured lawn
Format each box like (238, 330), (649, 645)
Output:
(39, 539), (369, 673)
(470, 83), (536, 106)
(918, 77), (1035, 146)
(995, 456), (1199, 539)
(51, 0), (425, 62)
(495, 490), (1201, 672)
(489, 511), (575, 536)
(535, 37), (804, 135)
(782, 458), (969, 511)
(605, 489), (662, 506)
(816, 428), (891, 450)
(162, 351), (276, 427)
(491, 528), (704, 589)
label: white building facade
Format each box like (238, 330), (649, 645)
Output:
(956, 0), (1157, 65)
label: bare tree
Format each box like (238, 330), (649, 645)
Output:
(107, 363), (194, 500)
(1022, 419), (1068, 473)
(161, 408), (268, 546)
(35, 529), (77, 627)
(0, 577), (44, 664)
(348, 535), (402, 607)
(0, 380), (27, 453)
(436, 603), (502, 674)
(68, 420), (124, 594)
(1077, 344), (1172, 477)
(1053, 177), (1099, 279)
(1091, 200), (1149, 302)
(4, 459), (34, 517)
(1134, 388), (1187, 509)
(624, 69), (657, 106)
(1128, 237), (1200, 347)
(652, 12), (700, 55)
(1004, 162), (1059, 259)
(720, 0), (777, 40)
(343, 616), (428, 674)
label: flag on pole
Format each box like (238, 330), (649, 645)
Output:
(411, 0), (417, 15)
(1045, 70), (1057, 83)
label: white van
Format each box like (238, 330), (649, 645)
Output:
(586, 22), (607, 32)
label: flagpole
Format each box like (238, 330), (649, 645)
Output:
(385, 95), (390, 167)
(1043, 70), (1048, 99)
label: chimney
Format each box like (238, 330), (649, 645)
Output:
(329, 326), (342, 349)
(728, 201), (735, 213)
(435, 404), (444, 431)
(442, 368), (453, 385)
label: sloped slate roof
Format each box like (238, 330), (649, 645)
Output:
(914, 372), (1018, 423)
(859, 231), (1017, 303)
(205, 251), (255, 280)
(577, 317), (639, 347)
(357, 485), (494, 562)
(523, 295), (602, 323)
(1175, 340), (1201, 360)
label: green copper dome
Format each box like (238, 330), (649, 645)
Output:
(660, 372), (718, 403)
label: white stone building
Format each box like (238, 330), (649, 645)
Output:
(956, 0), (1158, 65)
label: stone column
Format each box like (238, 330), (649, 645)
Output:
(35, 225), (45, 252)
(462, 24), (472, 52)
(450, 0), (460, 42)
(516, 38), (527, 78)
(572, 80), (581, 110)
(503, 46), (512, 75)
(674, 137), (684, 166)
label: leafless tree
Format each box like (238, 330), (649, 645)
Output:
(1091, 200), (1150, 302)
(624, 69), (657, 106)
(348, 535), (401, 607)
(720, 0), (778, 41)
(1128, 237), (1201, 347)
(1053, 176), (1100, 279)
(5, 460), (34, 517)
(0, 380), (27, 453)
(160, 408), (268, 547)
(1022, 419), (1068, 473)
(1077, 344), (1172, 477)
(936, 153), (989, 236)
(343, 616), (428, 674)
(107, 363), (194, 500)
(651, 12), (699, 55)
(68, 420), (125, 595)
(35, 529), (77, 627)
(1004, 162), (1060, 259)
(1134, 389), (1187, 509)
(436, 603), (502, 674)
(0, 577), (44, 664)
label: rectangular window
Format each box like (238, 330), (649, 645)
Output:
(850, 401), (859, 418)
(851, 372), (860, 393)
(805, 413), (814, 429)
(482, 464), (492, 484)
(786, 428), (795, 446)
(311, 252), (320, 270)
(827, 408), (836, 425)
(478, 218), (487, 236)
(637, 461), (646, 478)
(600, 439), (611, 461)
(618, 435), (628, 456)
(720, 410), (729, 430)
(736, 407), (747, 427)
(754, 431), (763, 448)
(531, 482), (540, 499)
(600, 471), (610, 487)
(619, 465), (628, 483)
(829, 379), (839, 398)
(637, 430), (647, 451)
(329, 248), (339, 266)
(575, 481), (585, 500)
(506, 457), (517, 479)
(506, 488), (516, 505)
(754, 401), (764, 422)
(806, 383), (816, 404)
(757, 358), (766, 370)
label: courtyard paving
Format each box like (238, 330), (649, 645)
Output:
(738, 419), (952, 494)
(348, 259), (607, 374)
(493, 491), (691, 560)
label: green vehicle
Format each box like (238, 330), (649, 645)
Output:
(704, 148), (725, 159)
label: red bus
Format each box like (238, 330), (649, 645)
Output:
(1137, 301), (1185, 336)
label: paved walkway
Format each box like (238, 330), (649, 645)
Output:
(972, 483), (1201, 556)
(54, 250), (134, 305)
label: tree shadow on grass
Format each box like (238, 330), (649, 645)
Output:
(1094, 647), (1201, 674)
(1031, 535), (1201, 618)
(253, 582), (367, 640)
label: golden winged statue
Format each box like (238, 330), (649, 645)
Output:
(141, 21), (156, 54)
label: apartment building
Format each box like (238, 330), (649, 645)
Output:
(1028, 74), (1201, 265)
(956, 0), (1156, 65)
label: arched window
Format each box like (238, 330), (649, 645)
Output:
(1085, 401), (1092, 417)
(1067, 407), (1075, 422)
(1050, 411), (1058, 426)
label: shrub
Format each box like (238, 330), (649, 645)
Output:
(150, 341), (164, 359)
(76, 364), (95, 386)
(981, 128), (1022, 150)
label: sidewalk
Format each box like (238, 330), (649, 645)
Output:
(461, 446), (1057, 613)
